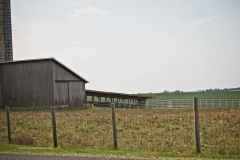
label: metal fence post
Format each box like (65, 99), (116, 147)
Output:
(5, 106), (12, 144)
(111, 103), (118, 149)
(193, 97), (201, 153)
(51, 107), (58, 148)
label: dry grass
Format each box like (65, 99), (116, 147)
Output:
(56, 109), (113, 148)
(116, 108), (195, 154)
(0, 107), (239, 156)
(199, 108), (240, 155)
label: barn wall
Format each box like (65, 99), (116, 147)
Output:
(54, 82), (69, 106)
(0, 66), (3, 107)
(0, 84), (2, 107)
(69, 81), (85, 106)
(2, 61), (53, 107)
(54, 63), (79, 81)
(53, 63), (86, 106)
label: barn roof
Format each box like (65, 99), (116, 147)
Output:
(86, 90), (149, 100)
(0, 58), (89, 83)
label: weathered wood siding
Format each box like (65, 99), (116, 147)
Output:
(69, 81), (85, 106)
(0, 59), (86, 107)
(0, 66), (2, 106)
(54, 63), (79, 81)
(55, 82), (69, 106)
(0, 84), (2, 107)
(53, 63), (86, 106)
(1, 61), (53, 106)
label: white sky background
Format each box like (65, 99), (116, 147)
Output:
(11, 0), (240, 93)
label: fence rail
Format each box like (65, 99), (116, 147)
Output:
(147, 99), (240, 108)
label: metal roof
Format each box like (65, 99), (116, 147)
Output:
(86, 90), (149, 100)
(0, 58), (89, 83)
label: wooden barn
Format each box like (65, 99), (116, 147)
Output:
(0, 58), (88, 107)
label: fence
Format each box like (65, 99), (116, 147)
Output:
(0, 98), (240, 156)
(146, 98), (240, 108)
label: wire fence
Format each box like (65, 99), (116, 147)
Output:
(199, 107), (240, 155)
(116, 107), (195, 153)
(146, 99), (240, 108)
(0, 99), (240, 156)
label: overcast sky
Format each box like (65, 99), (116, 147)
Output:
(11, 0), (240, 93)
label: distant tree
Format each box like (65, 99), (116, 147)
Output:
(174, 90), (182, 94)
(163, 90), (169, 94)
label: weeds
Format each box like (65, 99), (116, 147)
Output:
(0, 107), (239, 156)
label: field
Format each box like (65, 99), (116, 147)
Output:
(140, 90), (240, 107)
(141, 90), (240, 100)
(0, 107), (240, 158)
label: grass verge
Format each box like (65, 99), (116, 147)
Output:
(0, 144), (239, 160)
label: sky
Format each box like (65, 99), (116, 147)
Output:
(11, 0), (240, 93)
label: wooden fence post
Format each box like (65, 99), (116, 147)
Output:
(6, 106), (12, 144)
(111, 103), (118, 149)
(193, 97), (201, 153)
(51, 107), (58, 148)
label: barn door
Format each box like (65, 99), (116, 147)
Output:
(55, 82), (69, 106)
(69, 82), (83, 106)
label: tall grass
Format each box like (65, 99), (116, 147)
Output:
(0, 107), (239, 156)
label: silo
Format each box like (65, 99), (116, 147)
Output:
(0, 0), (13, 62)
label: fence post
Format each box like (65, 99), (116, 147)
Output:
(51, 107), (58, 148)
(5, 106), (12, 144)
(111, 103), (118, 149)
(193, 97), (201, 153)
